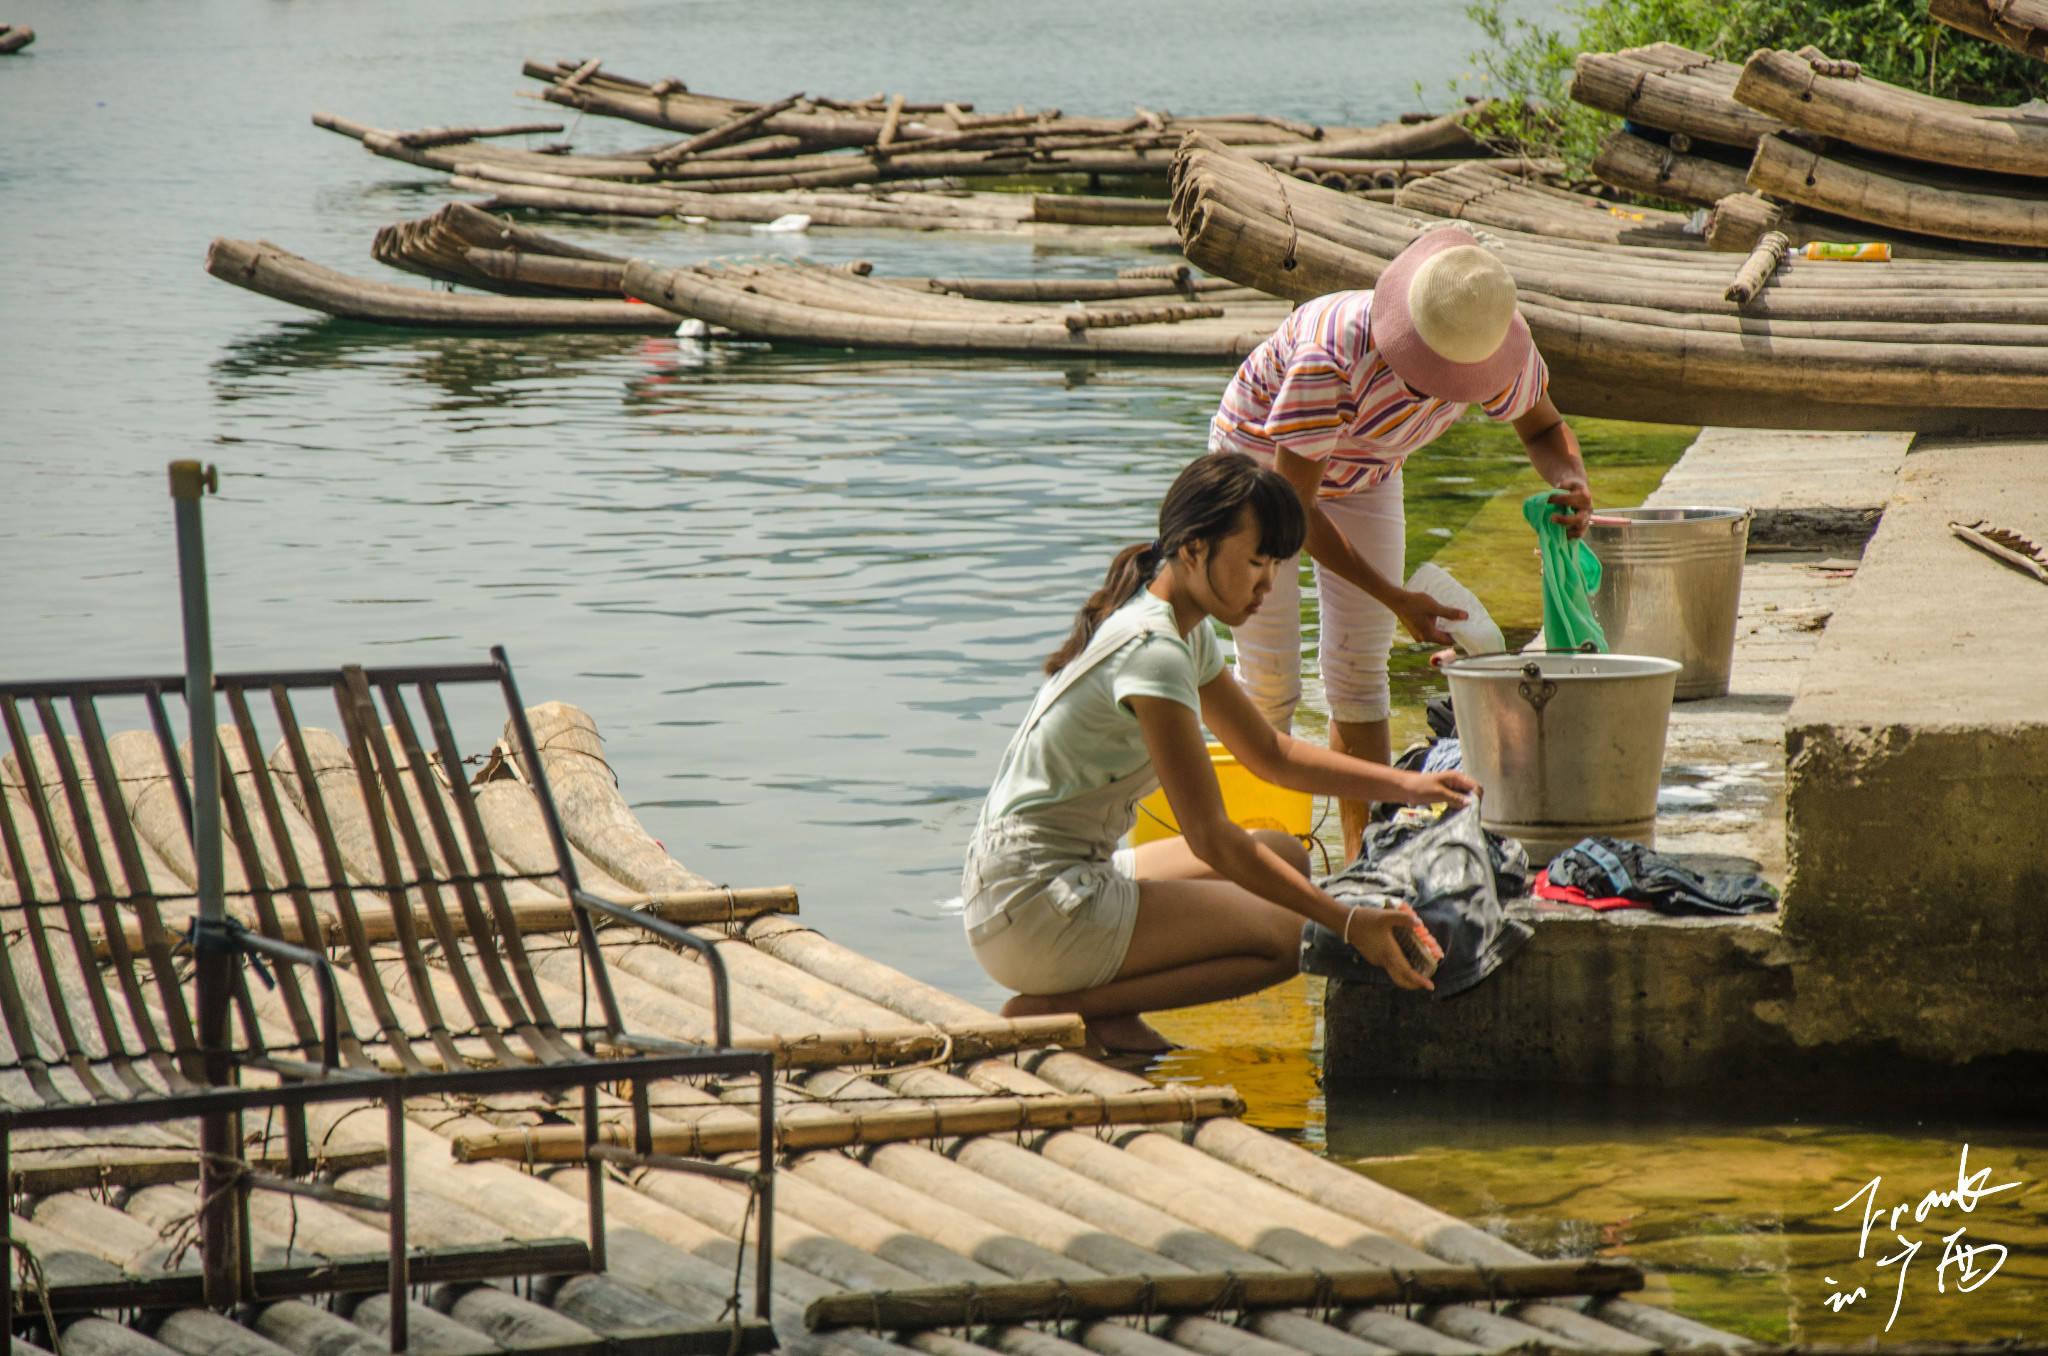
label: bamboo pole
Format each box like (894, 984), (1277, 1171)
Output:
(1590, 130), (1750, 208)
(1039, 1133), (1353, 1271)
(255, 1301), (401, 1356)
(513, 704), (712, 894)
(1116, 1133), (1436, 1268)
(1747, 132), (2048, 247)
(746, 916), (1000, 1025)
(650, 94), (807, 165)
(1569, 47), (1786, 148)
(1737, 48), (2048, 179)
(1, 1143), (384, 1197)
(621, 261), (1274, 360)
(86, 885), (796, 959)
(865, 1143), (1180, 1277)
(1725, 230), (1791, 303)
(950, 1137), (1269, 1273)
(28, 1194), (166, 1270)
(791, 1152), (1091, 1282)
(439, 1286), (605, 1355)
(875, 95), (906, 151)
(1705, 191), (1784, 252)
(1929, 0), (2048, 60)
(1247, 107), (1489, 162)
(1184, 1118), (1526, 1269)
(448, 1086), (1245, 1163)
(1032, 196), (1171, 227)
(393, 123), (567, 149)
(803, 1260), (1645, 1332)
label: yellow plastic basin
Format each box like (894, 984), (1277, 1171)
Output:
(1131, 743), (1313, 846)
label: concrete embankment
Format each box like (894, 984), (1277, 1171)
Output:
(1324, 426), (2048, 1098)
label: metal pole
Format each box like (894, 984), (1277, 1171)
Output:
(388, 1089), (408, 1355)
(755, 1062), (774, 1321)
(583, 1082), (607, 1274)
(170, 460), (223, 929)
(171, 459), (238, 1310)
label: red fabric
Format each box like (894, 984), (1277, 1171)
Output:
(1532, 868), (1642, 911)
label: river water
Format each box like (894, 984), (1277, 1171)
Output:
(3, 3), (2041, 1345)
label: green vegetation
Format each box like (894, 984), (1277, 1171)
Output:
(1459, 0), (2048, 179)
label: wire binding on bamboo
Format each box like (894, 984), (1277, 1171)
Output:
(801, 1260), (1646, 1332)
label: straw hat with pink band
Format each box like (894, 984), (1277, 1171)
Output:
(1371, 227), (1531, 403)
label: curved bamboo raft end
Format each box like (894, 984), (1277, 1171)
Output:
(1930, 0), (2048, 63)
(204, 236), (683, 330)
(623, 255), (1287, 360)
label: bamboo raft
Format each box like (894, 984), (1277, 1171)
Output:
(1572, 42), (2048, 253)
(308, 61), (1523, 238)
(202, 237), (682, 330)
(516, 58), (1501, 182)
(1731, 49), (2048, 248)
(622, 257), (1287, 360)
(206, 206), (1260, 338)
(1393, 161), (1705, 250)
(1, 696), (1745, 1356)
(1170, 132), (2048, 431)
(0, 23), (32, 55)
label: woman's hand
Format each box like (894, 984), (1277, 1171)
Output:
(1346, 903), (1442, 991)
(1401, 769), (1476, 808)
(1391, 588), (1468, 646)
(1547, 478), (1593, 540)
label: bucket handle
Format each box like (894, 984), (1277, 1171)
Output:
(1518, 662), (1558, 712)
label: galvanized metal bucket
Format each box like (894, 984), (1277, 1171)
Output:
(1444, 652), (1680, 864)
(1586, 507), (1750, 700)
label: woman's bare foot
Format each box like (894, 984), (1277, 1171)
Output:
(1084, 1013), (1175, 1056)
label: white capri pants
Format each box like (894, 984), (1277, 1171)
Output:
(1233, 471), (1405, 728)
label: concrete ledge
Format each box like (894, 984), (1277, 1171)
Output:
(1324, 904), (1797, 1088)
(1781, 435), (2048, 1063)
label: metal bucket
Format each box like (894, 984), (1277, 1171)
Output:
(1585, 507), (1750, 700)
(1444, 652), (1680, 864)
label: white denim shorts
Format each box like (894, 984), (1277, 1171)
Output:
(964, 842), (1140, 996)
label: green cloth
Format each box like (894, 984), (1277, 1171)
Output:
(1522, 491), (1607, 652)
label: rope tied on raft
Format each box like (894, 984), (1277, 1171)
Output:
(1207, 1270), (1248, 1322)
(1308, 1268), (1336, 1324)
(1260, 163), (1301, 270)
(9, 1237), (64, 1356)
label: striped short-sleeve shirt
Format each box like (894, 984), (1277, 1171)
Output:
(1209, 290), (1549, 498)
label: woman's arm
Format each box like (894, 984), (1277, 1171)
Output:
(1129, 694), (1438, 990)
(1271, 446), (1465, 646)
(1201, 667), (1473, 806)
(1512, 396), (1591, 539)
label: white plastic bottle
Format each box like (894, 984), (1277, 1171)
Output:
(1406, 561), (1506, 655)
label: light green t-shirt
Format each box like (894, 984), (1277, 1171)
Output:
(984, 590), (1226, 821)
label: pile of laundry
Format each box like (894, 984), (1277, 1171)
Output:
(1534, 837), (1779, 915)
(1302, 800), (1532, 998)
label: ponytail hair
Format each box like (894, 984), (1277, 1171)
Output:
(1044, 452), (1305, 673)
